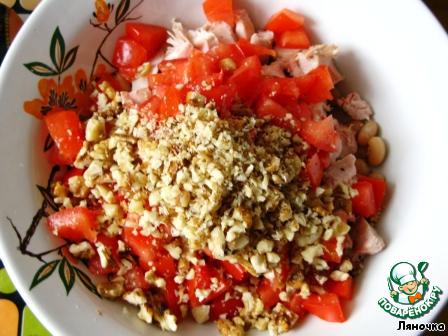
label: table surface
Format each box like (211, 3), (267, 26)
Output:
(0, 1), (447, 335)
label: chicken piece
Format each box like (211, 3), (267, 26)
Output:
(337, 124), (358, 158)
(206, 21), (236, 44)
(250, 30), (274, 48)
(272, 48), (303, 77)
(261, 61), (286, 77)
(166, 19), (194, 60)
(353, 217), (385, 255)
(188, 27), (219, 53)
(338, 92), (373, 120)
(296, 44), (343, 83)
(325, 154), (357, 187)
(235, 9), (255, 40)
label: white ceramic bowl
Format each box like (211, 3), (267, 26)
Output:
(1, 0), (447, 335)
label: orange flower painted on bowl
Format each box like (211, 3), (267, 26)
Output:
(94, 0), (112, 23)
(24, 69), (93, 119)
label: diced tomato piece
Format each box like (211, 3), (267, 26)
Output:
(159, 87), (184, 119)
(275, 29), (310, 49)
(208, 43), (245, 67)
(325, 277), (353, 300)
(44, 110), (84, 164)
(186, 50), (219, 85)
(257, 278), (281, 309)
(306, 153), (323, 188)
(210, 295), (243, 321)
(124, 264), (149, 291)
(352, 181), (377, 218)
(302, 293), (346, 322)
(47, 207), (98, 242)
(202, 84), (236, 118)
(122, 227), (177, 277)
(286, 101), (312, 122)
(256, 97), (289, 120)
(237, 38), (276, 58)
(259, 77), (300, 106)
(318, 151), (331, 169)
(357, 176), (387, 212)
(203, 0), (234, 26)
(88, 235), (120, 276)
(321, 237), (343, 264)
(228, 56), (262, 105)
(221, 261), (248, 282)
(296, 65), (334, 103)
(112, 37), (148, 68)
(285, 293), (306, 318)
(187, 264), (231, 307)
(140, 95), (161, 118)
(165, 278), (183, 320)
(125, 23), (167, 58)
(118, 66), (138, 82)
(301, 116), (339, 152)
(265, 9), (305, 34)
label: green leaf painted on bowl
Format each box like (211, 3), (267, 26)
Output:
(49, 26), (65, 73)
(29, 260), (60, 290)
(61, 46), (79, 73)
(58, 258), (75, 295)
(0, 268), (16, 294)
(23, 62), (58, 76)
(74, 266), (101, 298)
(21, 306), (51, 336)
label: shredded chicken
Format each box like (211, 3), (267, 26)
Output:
(206, 22), (236, 44)
(275, 48), (303, 77)
(338, 92), (373, 120)
(336, 124), (358, 158)
(250, 30), (274, 48)
(354, 218), (386, 255)
(188, 26), (219, 53)
(325, 154), (357, 187)
(166, 19), (194, 60)
(235, 9), (255, 40)
(296, 44), (343, 83)
(261, 62), (286, 77)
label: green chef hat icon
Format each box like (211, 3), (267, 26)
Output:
(390, 262), (417, 286)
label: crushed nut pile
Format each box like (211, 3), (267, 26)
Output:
(51, 85), (359, 334)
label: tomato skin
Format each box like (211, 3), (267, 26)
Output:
(285, 293), (306, 318)
(165, 278), (183, 320)
(228, 56), (262, 105)
(256, 97), (289, 120)
(44, 110), (84, 164)
(357, 176), (387, 212)
(202, 84), (236, 118)
(265, 9), (305, 34)
(302, 293), (346, 322)
(122, 227), (177, 277)
(88, 234), (121, 276)
(321, 237), (343, 264)
(159, 87), (184, 119)
(203, 0), (234, 26)
(257, 278), (281, 309)
(301, 116), (339, 152)
(125, 23), (167, 58)
(275, 29), (310, 49)
(296, 65), (334, 103)
(351, 181), (377, 218)
(221, 261), (248, 282)
(306, 153), (323, 188)
(237, 38), (276, 58)
(47, 207), (98, 243)
(259, 77), (300, 106)
(208, 43), (245, 67)
(187, 264), (231, 307)
(140, 95), (162, 118)
(210, 296), (243, 321)
(124, 265), (149, 291)
(325, 277), (353, 300)
(112, 37), (148, 68)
